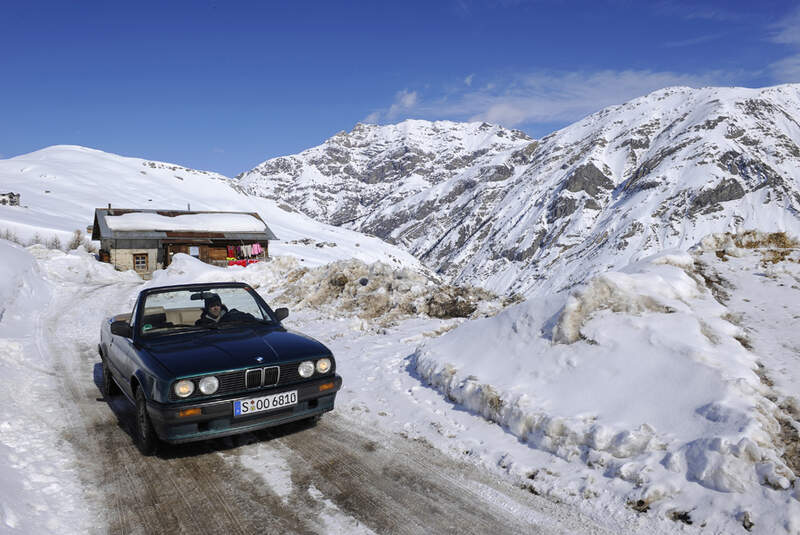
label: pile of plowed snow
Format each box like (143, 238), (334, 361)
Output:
(147, 253), (509, 325)
(26, 244), (142, 286)
(412, 231), (800, 533)
(274, 259), (507, 322)
(0, 241), (90, 534)
(0, 241), (46, 321)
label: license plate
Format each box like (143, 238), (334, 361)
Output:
(234, 390), (298, 417)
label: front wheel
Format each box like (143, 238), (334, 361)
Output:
(135, 389), (158, 456)
(101, 359), (120, 397)
(306, 414), (322, 426)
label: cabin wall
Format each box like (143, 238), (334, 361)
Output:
(112, 248), (161, 275)
(98, 236), (270, 274)
(100, 239), (162, 276)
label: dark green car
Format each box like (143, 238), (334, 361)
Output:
(98, 282), (342, 454)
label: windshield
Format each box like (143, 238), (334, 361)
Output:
(138, 287), (271, 336)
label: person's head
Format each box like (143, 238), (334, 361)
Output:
(204, 294), (223, 318)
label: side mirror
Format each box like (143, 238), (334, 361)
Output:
(274, 308), (289, 322)
(111, 320), (133, 338)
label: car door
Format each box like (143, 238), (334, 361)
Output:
(107, 301), (138, 399)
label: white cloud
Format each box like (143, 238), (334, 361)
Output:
(769, 5), (800, 46)
(769, 55), (800, 83)
(398, 90), (418, 108)
(363, 90), (419, 124)
(434, 69), (725, 127)
(464, 74), (475, 86)
(662, 32), (725, 48)
(653, 2), (745, 22)
(681, 7), (743, 22)
(364, 69), (733, 130)
(363, 111), (381, 124)
(765, 6), (800, 83)
(387, 90), (418, 119)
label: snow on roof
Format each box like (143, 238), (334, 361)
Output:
(105, 212), (267, 232)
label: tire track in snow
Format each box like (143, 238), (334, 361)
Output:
(238, 414), (615, 535)
(39, 279), (318, 534)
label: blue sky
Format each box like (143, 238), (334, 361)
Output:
(2, 0), (799, 176)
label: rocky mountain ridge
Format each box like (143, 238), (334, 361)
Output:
(237, 85), (800, 295)
(236, 120), (532, 226)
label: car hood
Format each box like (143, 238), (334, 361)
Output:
(142, 327), (331, 377)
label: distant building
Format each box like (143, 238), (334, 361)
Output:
(91, 207), (278, 278)
(0, 192), (20, 206)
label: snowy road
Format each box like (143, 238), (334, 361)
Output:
(33, 272), (615, 535)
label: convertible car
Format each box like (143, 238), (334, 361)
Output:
(98, 282), (342, 454)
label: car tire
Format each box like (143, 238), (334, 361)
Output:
(306, 414), (322, 426)
(101, 359), (120, 397)
(135, 388), (158, 456)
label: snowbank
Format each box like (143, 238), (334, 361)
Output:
(272, 259), (505, 323)
(147, 254), (506, 326)
(0, 240), (43, 321)
(26, 245), (142, 285)
(412, 242), (800, 531)
(0, 241), (88, 533)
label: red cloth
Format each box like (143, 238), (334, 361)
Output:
(227, 259), (259, 266)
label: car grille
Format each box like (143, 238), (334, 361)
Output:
(245, 368), (262, 389)
(169, 361), (333, 401)
(219, 370), (246, 393)
(264, 366), (279, 386)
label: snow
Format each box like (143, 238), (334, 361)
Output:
(104, 212), (266, 232)
(236, 444), (295, 501)
(238, 85), (800, 299)
(2, 231), (798, 533)
(413, 237), (800, 533)
(0, 128), (798, 532)
(304, 485), (378, 535)
(0, 241), (89, 534)
(0, 145), (426, 272)
(0, 242), (39, 321)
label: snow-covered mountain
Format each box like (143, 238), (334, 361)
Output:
(237, 85), (800, 295)
(235, 120), (533, 226)
(2, 90), (800, 533)
(0, 145), (425, 271)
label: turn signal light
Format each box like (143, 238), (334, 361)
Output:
(319, 382), (335, 392)
(179, 408), (201, 418)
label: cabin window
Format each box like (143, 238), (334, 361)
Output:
(133, 253), (148, 272)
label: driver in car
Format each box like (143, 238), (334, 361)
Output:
(195, 294), (256, 326)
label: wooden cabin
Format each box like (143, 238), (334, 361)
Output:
(91, 207), (278, 278)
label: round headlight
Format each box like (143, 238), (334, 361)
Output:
(198, 376), (219, 395)
(174, 379), (195, 398)
(316, 358), (331, 374)
(298, 361), (314, 378)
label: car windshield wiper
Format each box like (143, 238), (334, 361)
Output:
(218, 320), (256, 328)
(218, 318), (274, 328)
(146, 325), (217, 336)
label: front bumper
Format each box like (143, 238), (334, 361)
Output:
(146, 374), (342, 444)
